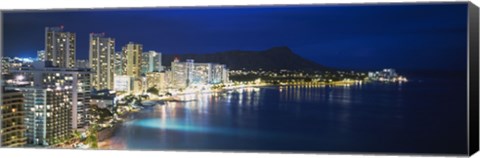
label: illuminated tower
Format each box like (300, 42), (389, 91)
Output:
(45, 26), (76, 68)
(1, 89), (27, 147)
(8, 61), (92, 145)
(141, 51), (163, 74)
(89, 33), (115, 90)
(122, 42), (143, 78)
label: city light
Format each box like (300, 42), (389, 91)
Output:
(0, 20), (418, 151)
(15, 75), (24, 81)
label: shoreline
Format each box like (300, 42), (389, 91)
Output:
(97, 106), (141, 149)
(143, 81), (365, 103)
(97, 80), (400, 149)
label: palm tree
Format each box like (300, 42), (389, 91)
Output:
(72, 130), (81, 139)
(85, 124), (99, 149)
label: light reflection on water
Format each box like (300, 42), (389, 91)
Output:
(105, 83), (467, 154)
(131, 118), (262, 137)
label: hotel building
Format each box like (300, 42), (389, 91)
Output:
(45, 26), (76, 68)
(1, 89), (27, 147)
(5, 84), (70, 146)
(141, 51), (163, 74)
(114, 52), (123, 76)
(171, 59), (229, 89)
(9, 61), (92, 131)
(171, 59), (194, 89)
(146, 72), (167, 91)
(89, 33), (115, 90)
(121, 42), (143, 78)
(113, 75), (133, 93)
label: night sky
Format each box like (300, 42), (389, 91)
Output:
(2, 3), (468, 71)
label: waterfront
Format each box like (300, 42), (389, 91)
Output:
(101, 74), (467, 154)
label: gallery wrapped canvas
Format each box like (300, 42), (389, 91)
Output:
(0, 2), (478, 157)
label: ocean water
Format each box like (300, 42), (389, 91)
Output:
(106, 74), (468, 154)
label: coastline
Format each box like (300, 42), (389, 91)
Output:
(96, 79), (408, 150)
(97, 108), (140, 149)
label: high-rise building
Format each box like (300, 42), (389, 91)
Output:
(113, 75), (133, 93)
(1, 57), (10, 75)
(212, 64), (229, 84)
(141, 51), (163, 74)
(171, 58), (194, 89)
(9, 61), (91, 131)
(121, 42), (143, 78)
(146, 72), (167, 91)
(191, 63), (212, 85)
(1, 89), (27, 147)
(76, 60), (89, 68)
(2, 57), (27, 74)
(114, 52), (123, 76)
(5, 85), (70, 146)
(37, 50), (45, 61)
(89, 33), (115, 90)
(165, 70), (174, 89)
(134, 78), (145, 94)
(45, 26), (76, 68)
(171, 59), (229, 89)
(222, 67), (230, 84)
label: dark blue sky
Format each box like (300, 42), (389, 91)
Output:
(3, 3), (468, 71)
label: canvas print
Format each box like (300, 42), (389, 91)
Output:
(0, 2), (477, 156)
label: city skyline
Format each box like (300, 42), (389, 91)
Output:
(3, 3), (467, 71)
(0, 3), (474, 154)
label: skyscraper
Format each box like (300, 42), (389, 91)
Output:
(191, 63), (212, 85)
(170, 59), (228, 89)
(9, 61), (91, 132)
(5, 85), (70, 146)
(45, 26), (76, 68)
(1, 57), (10, 75)
(212, 64), (229, 84)
(122, 42), (143, 78)
(76, 59), (89, 68)
(171, 58), (194, 89)
(37, 50), (45, 61)
(114, 52), (123, 76)
(1, 89), (27, 147)
(89, 33), (115, 90)
(141, 51), (163, 74)
(113, 75), (133, 93)
(146, 72), (167, 91)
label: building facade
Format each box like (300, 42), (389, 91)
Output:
(2, 57), (29, 74)
(1, 57), (10, 75)
(113, 75), (133, 93)
(10, 61), (91, 131)
(146, 72), (167, 91)
(1, 89), (27, 147)
(37, 50), (45, 62)
(45, 26), (76, 68)
(114, 52), (123, 76)
(212, 64), (229, 84)
(141, 51), (163, 74)
(191, 63), (212, 86)
(171, 59), (229, 89)
(76, 60), (89, 68)
(89, 33), (115, 90)
(171, 59), (194, 89)
(6, 85), (71, 146)
(121, 42), (143, 78)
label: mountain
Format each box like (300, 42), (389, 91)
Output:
(162, 46), (331, 71)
